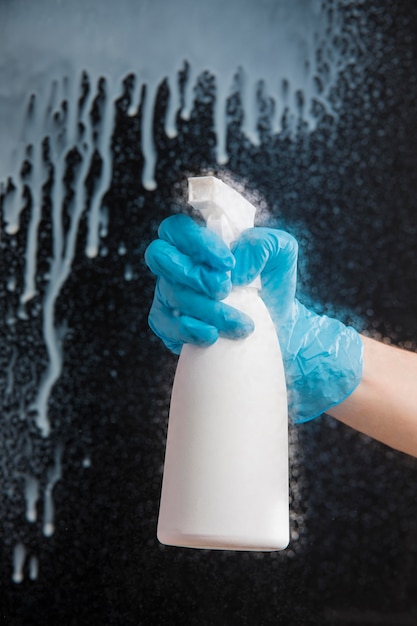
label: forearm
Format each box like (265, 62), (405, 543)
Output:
(328, 335), (417, 457)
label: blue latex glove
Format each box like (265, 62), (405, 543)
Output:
(144, 214), (255, 353)
(145, 214), (363, 423)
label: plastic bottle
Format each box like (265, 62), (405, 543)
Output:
(157, 176), (289, 551)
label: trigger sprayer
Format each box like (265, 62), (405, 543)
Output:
(157, 176), (289, 551)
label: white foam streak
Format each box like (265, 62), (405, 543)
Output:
(180, 64), (196, 122)
(29, 556), (39, 581)
(25, 474), (40, 522)
(247, 74), (264, 146)
(165, 74), (180, 139)
(12, 543), (26, 584)
(43, 444), (63, 537)
(141, 78), (160, 191)
(0, 0), (365, 579)
(0, 1), (358, 193)
(126, 73), (141, 117)
(29, 73), (103, 436)
(86, 78), (116, 258)
(214, 75), (234, 165)
(20, 145), (44, 306)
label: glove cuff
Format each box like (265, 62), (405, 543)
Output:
(281, 302), (364, 424)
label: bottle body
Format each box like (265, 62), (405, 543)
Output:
(157, 287), (289, 551)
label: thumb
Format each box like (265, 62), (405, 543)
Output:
(232, 227), (298, 321)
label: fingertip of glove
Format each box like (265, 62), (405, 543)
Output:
(181, 317), (219, 346)
(143, 238), (157, 268)
(223, 310), (255, 339)
(158, 213), (190, 237)
(234, 318), (255, 339)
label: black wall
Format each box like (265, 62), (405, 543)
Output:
(1, 2), (417, 625)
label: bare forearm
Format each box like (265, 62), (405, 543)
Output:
(328, 335), (417, 457)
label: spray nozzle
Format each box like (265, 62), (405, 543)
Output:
(188, 176), (256, 248)
(188, 175), (261, 291)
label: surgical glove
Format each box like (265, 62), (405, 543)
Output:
(145, 215), (363, 423)
(144, 214), (255, 354)
(231, 227), (363, 423)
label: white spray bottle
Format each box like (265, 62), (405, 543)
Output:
(157, 176), (289, 551)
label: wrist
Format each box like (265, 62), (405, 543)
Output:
(328, 336), (417, 456)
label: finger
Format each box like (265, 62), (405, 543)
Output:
(149, 299), (219, 354)
(232, 228), (298, 320)
(180, 316), (219, 346)
(158, 214), (235, 271)
(157, 278), (255, 339)
(144, 239), (231, 300)
(231, 228), (298, 287)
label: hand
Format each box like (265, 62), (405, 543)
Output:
(144, 214), (255, 354)
(231, 228), (363, 422)
(145, 215), (363, 423)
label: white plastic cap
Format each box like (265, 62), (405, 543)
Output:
(188, 176), (261, 290)
(188, 176), (256, 247)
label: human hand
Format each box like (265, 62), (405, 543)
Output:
(145, 215), (363, 423)
(144, 214), (255, 354)
(231, 228), (363, 422)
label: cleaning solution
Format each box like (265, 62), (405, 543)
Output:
(157, 176), (289, 551)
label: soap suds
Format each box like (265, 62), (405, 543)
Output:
(0, 0), (366, 580)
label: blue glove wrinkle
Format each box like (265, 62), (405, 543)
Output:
(156, 277), (254, 341)
(232, 228), (298, 283)
(148, 289), (182, 354)
(145, 238), (231, 300)
(231, 228), (269, 286)
(190, 265), (232, 301)
(232, 227), (363, 424)
(284, 302), (363, 423)
(211, 300), (255, 338)
(159, 214), (235, 271)
(148, 283), (220, 354)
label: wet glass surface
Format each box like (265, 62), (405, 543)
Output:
(1, 1), (417, 624)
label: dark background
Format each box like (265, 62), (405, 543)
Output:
(1, 2), (417, 624)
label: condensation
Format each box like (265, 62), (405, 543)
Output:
(0, 0), (365, 582)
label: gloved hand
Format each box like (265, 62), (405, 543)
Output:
(144, 214), (255, 353)
(145, 214), (363, 423)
